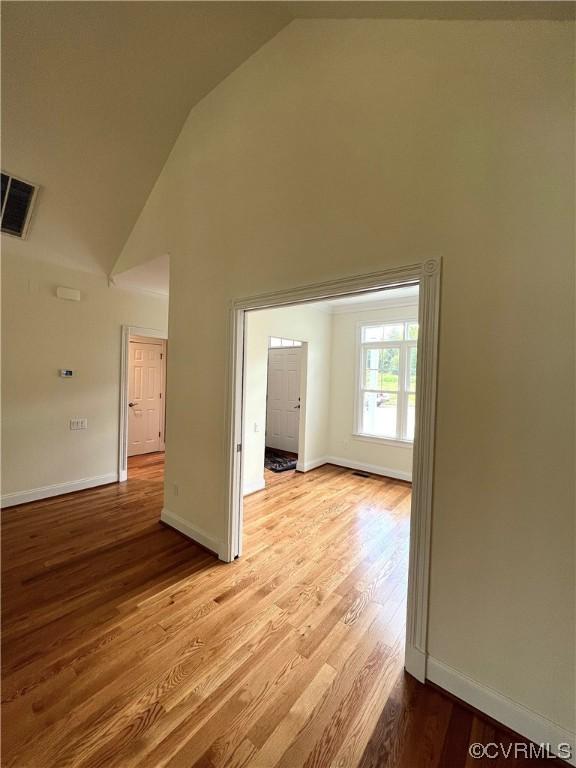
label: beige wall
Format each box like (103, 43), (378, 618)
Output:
(1, 2), (291, 275)
(118, 19), (575, 732)
(243, 304), (332, 493)
(1, 251), (168, 500)
(328, 303), (417, 480)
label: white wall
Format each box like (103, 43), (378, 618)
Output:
(243, 303), (332, 493)
(116, 19), (575, 736)
(1, 251), (169, 504)
(328, 302), (417, 481)
(243, 300), (415, 493)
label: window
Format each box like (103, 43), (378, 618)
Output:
(269, 337), (302, 348)
(357, 321), (418, 442)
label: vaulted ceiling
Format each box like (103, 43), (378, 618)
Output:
(2, 2), (571, 276)
(1, 2), (291, 273)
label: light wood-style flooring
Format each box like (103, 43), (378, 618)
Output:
(2, 456), (557, 767)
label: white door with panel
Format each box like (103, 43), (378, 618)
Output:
(266, 347), (302, 453)
(128, 341), (165, 456)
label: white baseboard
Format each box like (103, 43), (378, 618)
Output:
(404, 644), (426, 683)
(296, 456), (329, 473)
(243, 477), (266, 496)
(427, 656), (575, 765)
(1, 473), (119, 508)
(325, 456), (412, 482)
(161, 507), (224, 560)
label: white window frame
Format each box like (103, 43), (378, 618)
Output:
(269, 337), (302, 348)
(354, 319), (418, 445)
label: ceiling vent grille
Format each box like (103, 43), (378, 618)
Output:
(1, 172), (38, 239)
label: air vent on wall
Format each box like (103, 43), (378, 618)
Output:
(1, 172), (38, 239)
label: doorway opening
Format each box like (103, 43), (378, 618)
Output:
(264, 337), (304, 476)
(119, 325), (168, 483)
(226, 260), (441, 682)
(127, 333), (166, 478)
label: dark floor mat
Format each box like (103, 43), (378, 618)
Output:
(264, 452), (297, 473)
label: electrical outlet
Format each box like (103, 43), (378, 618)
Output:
(254, 422), (260, 432)
(70, 418), (88, 430)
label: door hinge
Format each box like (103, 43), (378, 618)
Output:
(159, 431), (161, 438)
(236, 443), (242, 453)
(159, 392), (162, 398)
(160, 353), (163, 359)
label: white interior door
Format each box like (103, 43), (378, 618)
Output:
(266, 347), (301, 453)
(128, 341), (164, 456)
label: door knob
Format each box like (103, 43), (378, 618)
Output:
(129, 402), (136, 407)
(294, 404), (300, 409)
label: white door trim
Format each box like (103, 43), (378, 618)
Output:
(295, 341), (308, 471)
(224, 259), (441, 683)
(119, 325), (168, 482)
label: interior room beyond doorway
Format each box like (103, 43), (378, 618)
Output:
(127, 333), (166, 475)
(265, 337), (304, 474)
(243, 286), (419, 497)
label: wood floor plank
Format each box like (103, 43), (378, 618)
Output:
(3, 455), (554, 767)
(251, 663), (337, 768)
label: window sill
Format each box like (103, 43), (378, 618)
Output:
(352, 433), (414, 448)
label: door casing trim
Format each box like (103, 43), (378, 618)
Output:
(224, 259), (442, 682)
(119, 325), (168, 482)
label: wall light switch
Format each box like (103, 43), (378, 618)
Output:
(70, 418), (88, 430)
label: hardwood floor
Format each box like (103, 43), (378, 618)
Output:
(2, 457), (558, 767)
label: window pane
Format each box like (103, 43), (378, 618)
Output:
(405, 393), (416, 441)
(293, 340), (302, 346)
(383, 324), (404, 341)
(364, 347), (399, 391)
(280, 338), (293, 347)
(270, 337), (281, 347)
(362, 392), (398, 438)
(362, 325), (383, 342)
(407, 322), (419, 340)
(408, 346), (417, 391)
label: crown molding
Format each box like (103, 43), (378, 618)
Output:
(328, 297), (419, 314)
(108, 276), (169, 300)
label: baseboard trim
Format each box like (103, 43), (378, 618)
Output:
(404, 644), (426, 683)
(296, 456), (328, 473)
(243, 477), (266, 496)
(295, 455), (412, 482)
(427, 657), (575, 765)
(1, 473), (119, 508)
(161, 507), (224, 560)
(325, 456), (412, 482)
